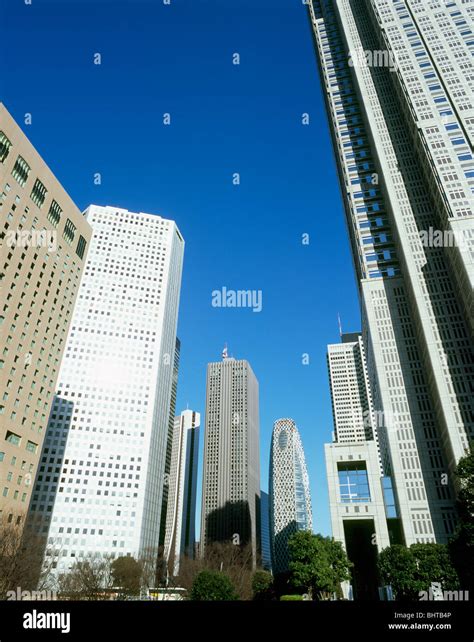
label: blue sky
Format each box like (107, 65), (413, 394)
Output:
(2, 0), (361, 537)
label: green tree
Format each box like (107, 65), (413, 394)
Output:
(287, 531), (352, 600)
(111, 556), (142, 596)
(378, 543), (459, 601)
(449, 447), (474, 592)
(251, 570), (274, 600)
(190, 570), (239, 601)
(411, 544), (459, 592)
(378, 545), (418, 601)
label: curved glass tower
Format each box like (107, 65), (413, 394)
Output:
(269, 419), (312, 575)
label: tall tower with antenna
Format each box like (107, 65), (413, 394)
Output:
(200, 348), (261, 566)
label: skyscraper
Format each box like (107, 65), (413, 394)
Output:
(327, 332), (376, 445)
(0, 103), (92, 527)
(200, 350), (260, 566)
(159, 338), (181, 550)
(163, 409), (200, 577)
(309, 0), (473, 545)
(260, 490), (272, 571)
(27, 205), (184, 576)
(325, 335), (391, 599)
(269, 419), (312, 575)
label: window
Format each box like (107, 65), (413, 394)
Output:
(0, 452), (4, 462)
(26, 440), (38, 454)
(338, 462), (370, 503)
(63, 218), (76, 245)
(47, 200), (62, 227)
(11, 156), (31, 187)
(382, 476), (397, 518)
(76, 235), (87, 259)
(5, 431), (21, 446)
(0, 131), (12, 163)
(30, 179), (47, 208)
(278, 430), (288, 450)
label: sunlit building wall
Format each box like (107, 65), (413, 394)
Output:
(28, 205), (184, 575)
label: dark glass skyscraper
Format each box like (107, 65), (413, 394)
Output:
(260, 491), (272, 571)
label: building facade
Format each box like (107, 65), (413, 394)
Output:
(163, 409), (200, 577)
(260, 490), (272, 571)
(159, 338), (181, 549)
(200, 351), (260, 566)
(328, 332), (376, 444)
(326, 334), (393, 599)
(269, 419), (312, 575)
(27, 205), (184, 576)
(0, 103), (92, 527)
(309, 0), (473, 545)
(325, 440), (391, 599)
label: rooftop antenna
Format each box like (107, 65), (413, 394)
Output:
(222, 343), (228, 360)
(338, 313), (343, 339)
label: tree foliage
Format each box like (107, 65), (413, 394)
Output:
(190, 570), (238, 601)
(378, 545), (417, 601)
(378, 543), (459, 601)
(449, 447), (474, 592)
(111, 556), (142, 596)
(287, 531), (352, 600)
(57, 554), (113, 600)
(177, 542), (253, 600)
(251, 570), (274, 600)
(0, 517), (52, 599)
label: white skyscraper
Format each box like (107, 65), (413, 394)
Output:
(163, 409), (200, 576)
(327, 332), (376, 445)
(325, 335), (391, 599)
(309, 0), (473, 546)
(269, 419), (312, 575)
(200, 352), (260, 566)
(28, 205), (184, 576)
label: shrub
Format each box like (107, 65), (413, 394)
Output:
(190, 570), (239, 601)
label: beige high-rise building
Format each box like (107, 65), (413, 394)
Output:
(200, 349), (260, 567)
(0, 103), (92, 528)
